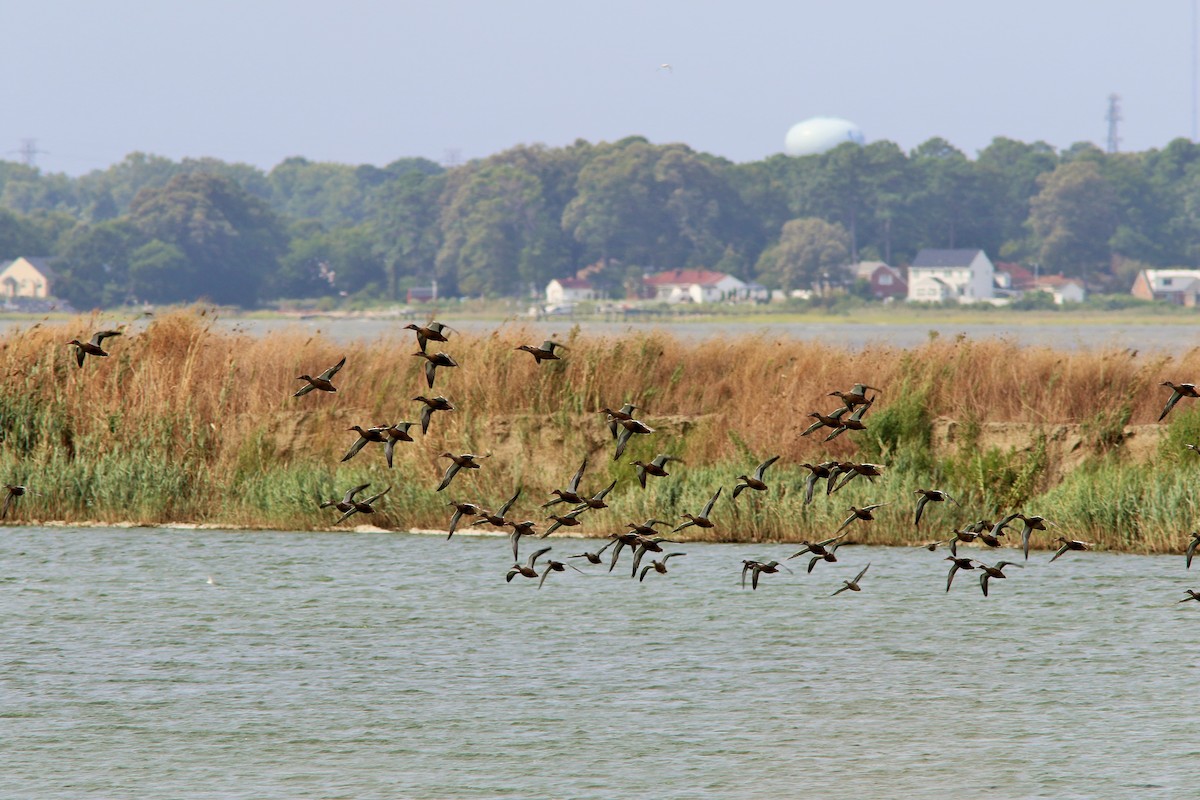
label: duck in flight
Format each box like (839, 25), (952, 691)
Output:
(68, 329), (122, 368)
(831, 563), (871, 596)
(516, 340), (567, 364)
(294, 356), (346, 397)
(732, 455), (780, 499)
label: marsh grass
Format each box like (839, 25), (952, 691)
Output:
(0, 309), (1197, 555)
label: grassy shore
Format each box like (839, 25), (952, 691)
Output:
(1, 308), (1198, 555)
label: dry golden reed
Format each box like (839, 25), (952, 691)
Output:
(0, 309), (1197, 555)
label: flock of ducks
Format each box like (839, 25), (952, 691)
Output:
(1, 323), (1197, 604)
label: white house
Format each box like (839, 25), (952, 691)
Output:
(1130, 269), (1200, 306)
(1029, 275), (1086, 305)
(0, 256), (56, 299)
(643, 269), (754, 303)
(545, 277), (600, 305)
(906, 249), (995, 304)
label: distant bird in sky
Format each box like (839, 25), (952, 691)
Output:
(67, 329), (122, 368)
(658, 63), (672, 73)
(294, 355), (345, 397)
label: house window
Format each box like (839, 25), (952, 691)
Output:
(1164, 278), (1174, 286)
(879, 274), (892, 285)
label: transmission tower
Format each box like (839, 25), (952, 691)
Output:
(1106, 94), (1122, 154)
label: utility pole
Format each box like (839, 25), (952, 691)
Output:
(17, 138), (43, 167)
(1106, 94), (1122, 154)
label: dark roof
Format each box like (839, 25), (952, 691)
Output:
(910, 249), (983, 268)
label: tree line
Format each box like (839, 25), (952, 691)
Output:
(1, 134), (1198, 309)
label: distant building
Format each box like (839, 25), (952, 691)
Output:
(0, 256), (56, 299)
(994, 262), (1036, 294)
(852, 261), (907, 300)
(545, 277), (600, 305)
(1130, 269), (1200, 306)
(643, 269), (763, 303)
(406, 286), (437, 303)
(1029, 274), (1086, 305)
(906, 249), (995, 304)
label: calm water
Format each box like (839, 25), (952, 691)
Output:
(1, 526), (1196, 799)
(214, 316), (1200, 354)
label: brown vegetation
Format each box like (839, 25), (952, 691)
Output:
(0, 310), (1197, 554)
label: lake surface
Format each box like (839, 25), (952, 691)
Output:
(1, 526), (1196, 799)
(215, 316), (1200, 354)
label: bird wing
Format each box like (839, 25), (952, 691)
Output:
(980, 572), (991, 597)
(568, 457), (588, 492)
(436, 462), (462, 492)
(424, 359), (436, 389)
(498, 488), (522, 517)
(363, 486), (391, 504)
(318, 356), (346, 381)
(538, 566), (553, 589)
(448, 509), (464, 537)
(342, 482), (371, 503)
(614, 426), (634, 461)
(701, 487), (723, 517)
(91, 330), (122, 346)
(946, 563), (959, 592)
(1187, 535), (1200, 569)
(831, 584), (849, 596)
(384, 437), (397, 469)
(753, 455), (781, 481)
(803, 474), (819, 505)
(853, 563), (870, 583)
(73, 343), (86, 368)
(529, 547), (552, 567)
(662, 552), (686, 563)
(1, 490), (13, 519)
(593, 480), (617, 501)
(420, 404), (433, 435)
(341, 434), (370, 462)
(635, 463), (648, 488)
(914, 495), (930, 527)
(1160, 389), (1184, 422)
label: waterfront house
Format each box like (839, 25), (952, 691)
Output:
(545, 277), (600, 305)
(1130, 269), (1200, 306)
(906, 249), (995, 304)
(0, 256), (56, 299)
(643, 269), (754, 303)
(852, 261), (907, 300)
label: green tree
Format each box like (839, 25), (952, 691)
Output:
(1027, 160), (1117, 283)
(754, 217), (850, 292)
(128, 173), (286, 305)
(53, 219), (142, 308)
(128, 240), (193, 303)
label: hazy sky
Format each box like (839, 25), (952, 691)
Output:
(3, 1), (1196, 175)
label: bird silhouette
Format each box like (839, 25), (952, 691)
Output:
(435, 452), (488, 492)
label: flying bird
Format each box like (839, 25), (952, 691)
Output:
(507, 547), (551, 582)
(67, 329), (122, 368)
(294, 355), (346, 397)
(977, 560), (1023, 597)
(1050, 537), (1092, 562)
(631, 454), (681, 488)
(404, 321), (453, 353)
(515, 340), (567, 364)
(446, 501), (485, 538)
(1159, 381), (1200, 421)
(412, 351), (458, 389)
(435, 452), (488, 492)
(831, 563), (871, 596)
(674, 487), (722, 533)
(413, 395), (454, 435)
(913, 488), (958, 528)
(341, 425), (387, 462)
(732, 455), (781, 499)
(2, 484), (33, 518)
(639, 552), (685, 582)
